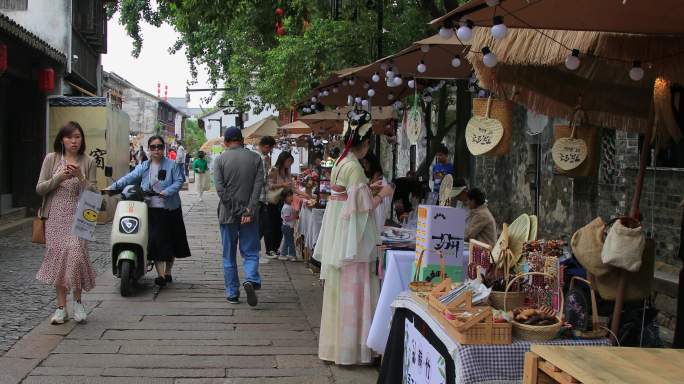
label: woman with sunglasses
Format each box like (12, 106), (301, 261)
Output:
(106, 135), (191, 286)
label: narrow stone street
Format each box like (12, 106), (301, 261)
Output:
(0, 191), (377, 383)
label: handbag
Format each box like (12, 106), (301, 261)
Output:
(32, 216), (45, 244)
(571, 217), (612, 277)
(267, 187), (284, 205)
(601, 217), (645, 272)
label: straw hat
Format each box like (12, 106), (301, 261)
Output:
(466, 115), (504, 155)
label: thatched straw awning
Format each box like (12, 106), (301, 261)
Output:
(430, 0), (684, 36)
(465, 27), (684, 143)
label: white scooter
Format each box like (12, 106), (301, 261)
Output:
(104, 184), (155, 296)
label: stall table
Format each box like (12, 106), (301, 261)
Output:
(524, 345), (684, 384)
(378, 292), (610, 384)
(296, 204), (325, 264)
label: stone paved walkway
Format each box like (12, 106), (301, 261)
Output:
(0, 191), (378, 384)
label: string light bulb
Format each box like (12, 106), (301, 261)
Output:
(451, 55), (462, 68)
(439, 26), (454, 39)
(361, 99), (369, 107)
(323, 89), (330, 97)
(421, 45), (430, 53)
(456, 20), (474, 43)
(408, 79), (415, 89)
(491, 16), (508, 40)
(332, 87), (339, 93)
(368, 88), (376, 97)
(386, 68), (395, 79)
(355, 96), (362, 104)
(417, 60), (427, 73)
(311, 96), (317, 103)
(565, 49), (581, 71)
(372, 72), (380, 82)
(629, 61), (644, 81)
(393, 75), (403, 86)
(482, 47), (497, 68)
(349, 77), (356, 86)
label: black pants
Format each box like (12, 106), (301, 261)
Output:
(264, 202), (283, 254)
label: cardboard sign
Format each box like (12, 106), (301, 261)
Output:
(403, 318), (446, 384)
(71, 190), (103, 241)
(415, 205), (467, 283)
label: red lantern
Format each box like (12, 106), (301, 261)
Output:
(0, 43), (7, 74)
(38, 68), (55, 93)
(276, 26), (286, 36)
(275, 7), (284, 16)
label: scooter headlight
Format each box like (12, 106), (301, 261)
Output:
(119, 217), (139, 234)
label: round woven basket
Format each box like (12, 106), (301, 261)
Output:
(489, 290), (525, 310)
(505, 272), (563, 341)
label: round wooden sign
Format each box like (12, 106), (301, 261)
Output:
(466, 116), (504, 155)
(552, 137), (588, 171)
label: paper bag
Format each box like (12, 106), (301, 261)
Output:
(72, 190), (103, 241)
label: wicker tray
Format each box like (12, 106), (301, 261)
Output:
(426, 279), (512, 345)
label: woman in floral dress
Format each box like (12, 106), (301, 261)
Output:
(36, 121), (98, 325)
(313, 109), (394, 365)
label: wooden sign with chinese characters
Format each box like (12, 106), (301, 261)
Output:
(415, 205), (467, 283)
(552, 137), (588, 171)
(403, 318), (447, 384)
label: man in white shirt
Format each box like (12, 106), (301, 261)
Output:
(175, 140), (187, 176)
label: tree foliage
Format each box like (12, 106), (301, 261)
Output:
(111, 0), (458, 112)
(183, 118), (206, 157)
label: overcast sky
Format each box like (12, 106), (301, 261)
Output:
(102, 13), (211, 108)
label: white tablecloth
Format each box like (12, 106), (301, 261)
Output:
(298, 206), (325, 249)
(367, 250), (415, 354)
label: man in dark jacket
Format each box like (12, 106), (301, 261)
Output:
(214, 127), (264, 306)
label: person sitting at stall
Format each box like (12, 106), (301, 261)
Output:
(449, 178), (469, 208)
(464, 188), (497, 246)
(391, 175), (424, 225)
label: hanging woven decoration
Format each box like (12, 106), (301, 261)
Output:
(405, 91), (423, 145)
(466, 96), (512, 156)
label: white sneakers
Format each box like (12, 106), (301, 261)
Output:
(265, 251), (279, 260)
(50, 308), (68, 325)
(50, 302), (87, 325)
(73, 301), (87, 323)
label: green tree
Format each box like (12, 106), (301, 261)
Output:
(183, 118), (206, 157)
(110, 0), (458, 111)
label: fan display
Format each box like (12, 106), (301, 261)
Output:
(438, 174), (453, 206)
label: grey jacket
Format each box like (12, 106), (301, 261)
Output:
(214, 146), (264, 224)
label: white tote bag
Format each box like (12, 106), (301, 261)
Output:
(600, 219), (646, 272)
(71, 190), (103, 241)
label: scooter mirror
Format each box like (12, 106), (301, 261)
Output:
(104, 165), (113, 178)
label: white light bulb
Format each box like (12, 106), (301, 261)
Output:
(368, 88), (375, 97)
(349, 78), (356, 85)
(372, 73), (380, 82)
(451, 56), (462, 68)
(303, 108), (310, 113)
(629, 65), (644, 81)
(355, 96), (362, 104)
(565, 50), (581, 71)
(491, 16), (508, 40)
(486, 0), (500, 6)
(318, 92), (323, 98)
(421, 45), (430, 53)
(408, 80), (415, 89)
(361, 99), (369, 107)
(332, 87), (339, 93)
(386, 69), (395, 79)
(482, 47), (497, 68)
(457, 23), (473, 43)
(311, 96), (317, 102)
(363, 82), (370, 89)
(393, 76), (403, 86)
(388, 93), (395, 101)
(417, 62), (427, 73)
(439, 27), (453, 39)
(323, 90), (330, 96)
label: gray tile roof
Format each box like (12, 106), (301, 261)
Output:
(49, 97), (107, 107)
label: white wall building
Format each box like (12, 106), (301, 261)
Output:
(200, 100), (279, 139)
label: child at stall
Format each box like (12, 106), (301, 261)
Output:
(279, 189), (298, 262)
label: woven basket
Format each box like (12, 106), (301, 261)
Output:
(470, 96), (513, 156)
(568, 276), (607, 339)
(489, 290), (525, 311)
(409, 250), (444, 295)
(505, 272), (563, 341)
